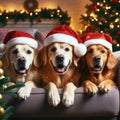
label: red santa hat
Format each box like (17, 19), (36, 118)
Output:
(81, 32), (113, 51)
(0, 30), (38, 51)
(43, 25), (87, 57)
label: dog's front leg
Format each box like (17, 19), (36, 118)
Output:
(45, 82), (60, 107)
(18, 81), (36, 99)
(62, 82), (76, 107)
(98, 79), (116, 92)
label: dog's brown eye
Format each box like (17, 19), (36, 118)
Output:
(27, 50), (32, 54)
(51, 47), (57, 52)
(87, 49), (93, 54)
(65, 47), (69, 52)
(13, 49), (18, 54)
(101, 50), (105, 53)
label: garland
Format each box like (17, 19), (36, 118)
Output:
(0, 6), (71, 26)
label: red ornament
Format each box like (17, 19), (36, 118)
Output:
(92, 3), (97, 9)
(113, 0), (119, 3)
(86, 26), (91, 32)
(117, 29), (120, 35)
(37, 18), (41, 23)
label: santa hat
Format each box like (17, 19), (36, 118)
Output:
(43, 25), (86, 57)
(0, 30), (38, 51)
(81, 32), (113, 51)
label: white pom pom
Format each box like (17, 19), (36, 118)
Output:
(0, 44), (5, 53)
(74, 44), (87, 57)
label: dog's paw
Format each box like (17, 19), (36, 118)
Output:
(48, 90), (60, 107)
(62, 91), (74, 107)
(84, 81), (98, 95)
(17, 86), (32, 100)
(98, 80), (115, 93)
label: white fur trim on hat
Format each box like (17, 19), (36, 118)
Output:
(84, 39), (112, 51)
(44, 33), (78, 47)
(6, 37), (38, 49)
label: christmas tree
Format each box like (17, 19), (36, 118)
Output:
(0, 60), (24, 120)
(80, 0), (120, 51)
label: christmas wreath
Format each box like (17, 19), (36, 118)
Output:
(24, 0), (38, 12)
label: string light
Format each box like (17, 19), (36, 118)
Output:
(117, 25), (120, 28)
(30, 12), (33, 16)
(84, 13), (87, 17)
(117, 44), (120, 47)
(103, 0), (106, 3)
(115, 18), (119, 23)
(116, 12), (119, 15)
(6, 16), (8, 19)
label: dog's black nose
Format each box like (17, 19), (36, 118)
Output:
(18, 57), (26, 64)
(56, 55), (64, 62)
(56, 55), (64, 67)
(93, 56), (101, 65)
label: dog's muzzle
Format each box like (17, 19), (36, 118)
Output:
(91, 56), (103, 73)
(51, 54), (70, 74)
(14, 57), (30, 76)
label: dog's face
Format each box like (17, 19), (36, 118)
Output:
(9, 44), (34, 76)
(47, 43), (73, 75)
(85, 44), (109, 73)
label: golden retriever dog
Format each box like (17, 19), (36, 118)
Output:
(36, 25), (86, 107)
(80, 33), (117, 95)
(0, 30), (41, 99)
(37, 42), (82, 107)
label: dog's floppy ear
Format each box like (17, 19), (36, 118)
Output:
(107, 50), (117, 69)
(2, 51), (10, 69)
(33, 50), (40, 68)
(33, 48), (47, 67)
(73, 54), (80, 67)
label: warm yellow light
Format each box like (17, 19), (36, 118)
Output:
(117, 44), (120, 47)
(20, 10), (25, 14)
(99, 22), (102, 25)
(51, 14), (53, 17)
(97, 2), (100, 5)
(59, 15), (62, 18)
(110, 23), (114, 28)
(57, 9), (60, 13)
(35, 9), (40, 12)
(115, 18), (119, 22)
(103, 0), (106, 3)
(94, 17), (98, 21)
(97, 9), (100, 12)
(100, 3), (103, 7)
(30, 12), (33, 16)
(105, 11), (107, 14)
(116, 12), (119, 15)
(6, 16), (8, 19)
(35, 12), (38, 15)
(84, 13), (87, 17)
(90, 13), (94, 17)
(117, 25), (120, 28)
(106, 6), (111, 10)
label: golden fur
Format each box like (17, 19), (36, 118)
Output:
(37, 42), (81, 107)
(80, 44), (117, 94)
(1, 44), (41, 99)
